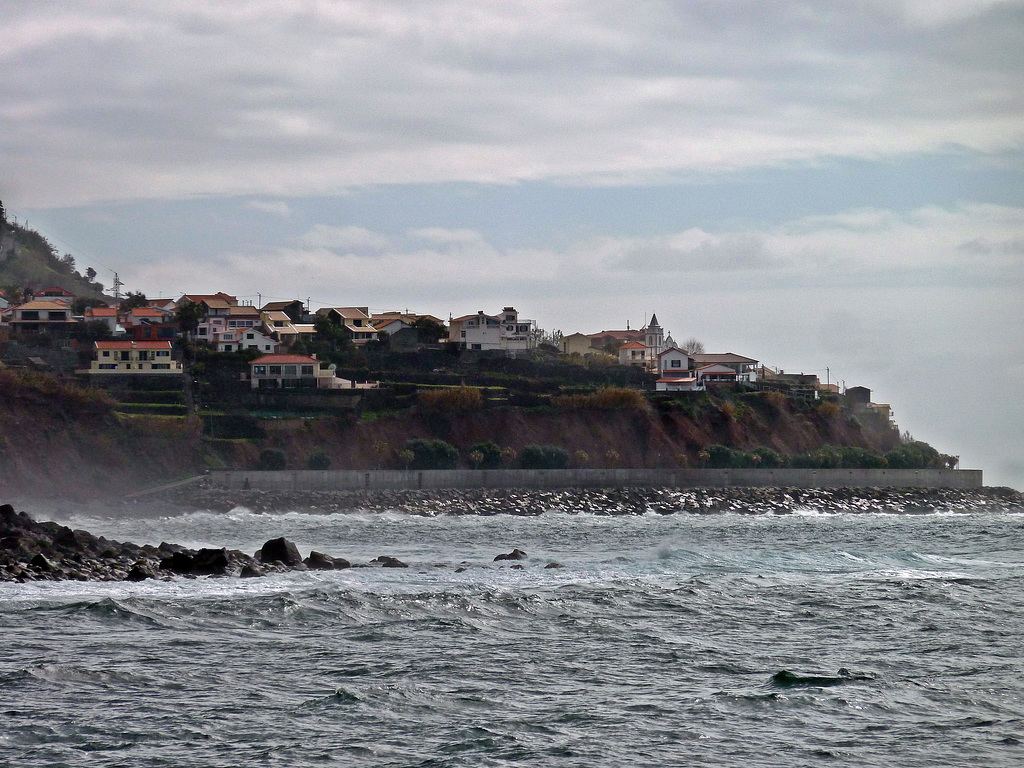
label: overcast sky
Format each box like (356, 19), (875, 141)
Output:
(2, 1), (1022, 487)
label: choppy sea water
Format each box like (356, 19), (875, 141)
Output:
(2, 503), (1023, 767)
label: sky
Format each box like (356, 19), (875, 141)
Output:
(2, 0), (1022, 487)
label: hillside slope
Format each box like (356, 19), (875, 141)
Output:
(0, 371), (904, 499)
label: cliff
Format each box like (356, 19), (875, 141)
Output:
(0, 370), (904, 500)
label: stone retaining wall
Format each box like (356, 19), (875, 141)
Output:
(208, 467), (983, 491)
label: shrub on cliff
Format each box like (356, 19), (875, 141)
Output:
(306, 450), (331, 470)
(467, 441), (503, 469)
(417, 386), (484, 412)
(258, 448), (287, 471)
(520, 444), (569, 469)
(404, 438), (459, 469)
(552, 386), (650, 412)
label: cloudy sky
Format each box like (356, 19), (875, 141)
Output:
(2, 1), (1022, 487)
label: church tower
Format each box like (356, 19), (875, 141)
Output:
(645, 313), (664, 357)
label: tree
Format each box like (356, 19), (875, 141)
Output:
(680, 337), (705, 355)
(85, 267), (97, 282)
(403, 438), (458, 469)
(0, 199), (6, 226)
(120, 291), (148, 311)
(520, 444), (569, 469)
(412, 316), (447, 344)
(467, 441), (503, 469)
(258, 448), (287, 470)
(306, 450), (331, 470)
(175, 300), (203, 336)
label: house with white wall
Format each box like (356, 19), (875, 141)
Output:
(448, 307), (536, 351)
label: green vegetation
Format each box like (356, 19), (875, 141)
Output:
(403, 438), (459, 469)
(258, 448), (287, 470)
(467, 441), (503, 469)
(306, 450), (331, 470)
(520, 444), (569, 469)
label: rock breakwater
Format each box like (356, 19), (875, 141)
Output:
(162, 481), (1023, 516)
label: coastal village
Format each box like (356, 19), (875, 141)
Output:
(0, 285), (880, 407)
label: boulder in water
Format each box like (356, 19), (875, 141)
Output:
(305, 551), (338, 570)
(260, 537), (302, 566)
(494, 548), (527, 561)
(372, 555), (408, 568)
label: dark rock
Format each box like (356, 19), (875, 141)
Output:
(544, 562), (564, 569)
(160, 551), (195, 574)
(494, 548), (527, 561)
(30, 553), (57, 572)
(260, 537), (302, 566)
(455, 567), (467, 573)
(240, 563), (265, 578)
(511, 564), (525, 570)
(305, 551), (338, 571)
(372, 555), (408, 568)
(191, 548), (230, 576)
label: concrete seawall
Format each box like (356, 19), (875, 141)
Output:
(208, 467), (983, 491)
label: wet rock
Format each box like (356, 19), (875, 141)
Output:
(260, 537), (302, 567)
(494, 548), (527, 561)
(191, 548), (230, 576)
(305, 551), (339, 570)
(544, 562), (564, 569)
(30, 553), (57, 572)
(240, 563), (266, 578)
(372, 556), (408, 568)
(161, 551), (194, 574)
(126, 560), (159, 582)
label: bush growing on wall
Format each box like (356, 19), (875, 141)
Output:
(258, 448), (287, 470)
(404, 438), (459, 469)
(520, 444), (569, 469)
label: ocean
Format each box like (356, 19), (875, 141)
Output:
(2, 501), (1023, 767)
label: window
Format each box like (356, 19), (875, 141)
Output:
(48, 312), (66, 320)
(152, 363), (170, 370)
(21, 311), (39, 320)
(246, 333), (254, 340)
(670, 359), (681, 368)
(253, 365), (267, 376)
(301, 365), (314, 376)
(283, 365), (297, 376)
(471, 344), (482, 350)
(269, 365), (282, 375)
(102, 350), (110, 357)
(223, 344), (232, 352)
(157, 350), (170, 357)
(120, 351), (130, 361)
(198, 327), (207, 335)
(99, 363), (116, 370)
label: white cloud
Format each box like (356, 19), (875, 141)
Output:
(244, 199), (291, 218)
(3, 1), (1023, 206)
(299, 224), (390, 251)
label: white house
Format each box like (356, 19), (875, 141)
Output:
(655, 347), (700, 391)
(216, 326), (279, 354)
(449, 307), (535, 351)
(83, 340), (182, 375)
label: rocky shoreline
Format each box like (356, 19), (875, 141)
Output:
(0, 503), (390, 584)
(4, 485), (1022, 583)
(160, 480), (1024, 517)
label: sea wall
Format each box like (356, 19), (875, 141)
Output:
(208, 467), (983, 491)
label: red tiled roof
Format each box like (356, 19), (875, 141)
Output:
(85, 307), (117, 317)
(620, 341), (647, 349)
(129, 307), (166, 317)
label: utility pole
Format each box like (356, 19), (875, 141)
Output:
(111, 272), (123, 300)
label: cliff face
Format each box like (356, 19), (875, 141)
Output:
(0, 374), (899, 500)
